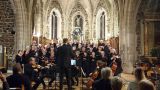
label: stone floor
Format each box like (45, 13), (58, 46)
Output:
(0, 73), (134, 90)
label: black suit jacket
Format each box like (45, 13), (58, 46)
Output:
(92, 79), (112, 90)
(15, 55), (23, 64)
(57, 44), (73, 68)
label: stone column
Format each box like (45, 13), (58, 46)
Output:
(14, 0), (31, 51)
(119, 0), (139, 73)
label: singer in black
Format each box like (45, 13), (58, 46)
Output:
(57, 38), (73, 90)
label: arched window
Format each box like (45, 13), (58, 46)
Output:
(74, 15), (83, 32)
(96, 8), (107, 40)
(51, 11), (57, 39)
(100, 12), (105, 39)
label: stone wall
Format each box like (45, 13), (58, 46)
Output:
(0, 0), (15, 54)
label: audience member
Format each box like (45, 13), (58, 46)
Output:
(111, 76), (123, 90)
(6, 63), (31, 90)
(127, 67), (146, 90)
(0, 72), (9, 90)
(139, 80), (155, 90)
(92, 67), (112, 90)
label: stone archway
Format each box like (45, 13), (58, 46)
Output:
(118, 0), (142, 73)
(48, 8), (62, 40)
(93, 0), (111, 41)
(43, 0), (64, 41)
(95, 8), (108, 40)
(69, 2), (89, 41)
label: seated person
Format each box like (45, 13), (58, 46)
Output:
(111, 76), (123, 90)
(91, 60), (106, 80)
(139, 80), (155, 90)
(24, 57), (46, 90)
(0, 72), (9, 90)
(6, 63), (31, 90)
(92, 67), (112, 90)
(127, 67), (146, 90)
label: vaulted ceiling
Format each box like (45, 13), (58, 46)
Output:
(43, 0), (118, 17)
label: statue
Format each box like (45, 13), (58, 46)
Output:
(75, 16), (80, 27)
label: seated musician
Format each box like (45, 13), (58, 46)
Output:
(92, 67), (112, 90)
(92, 60), (106, 80)
(24, 57), (46, 90)
(86, 60), (106, 88)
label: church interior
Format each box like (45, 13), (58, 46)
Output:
(0, 0), (160, 90)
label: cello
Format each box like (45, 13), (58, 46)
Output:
(86, 61), (106, 88)
(86, 70), (99, 88)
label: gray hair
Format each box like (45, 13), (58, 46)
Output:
(139, 80), (155, 90)
(111, 76), (123, 90)
(101, 67), (112, 80)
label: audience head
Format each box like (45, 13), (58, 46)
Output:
(0, 72), (6, 82)
(18, 50), (23, 56)
(139, 80), (155, 90)
(101, 67), (112, 80)
(111, 76), (123, 90)
(63, 38), (68, 44)
(28, 57), (36, 65)
(134, 67), (145, 81)
(13, 63), (23, 74)
(96, 60), (106, 68)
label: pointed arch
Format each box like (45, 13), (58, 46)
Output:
(95, 8), (108, 40)
(48, 8), (62, 40)
(44, 0), (64, 40)
(69, 2), (89, 41)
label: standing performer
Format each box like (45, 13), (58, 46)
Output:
(57, 38), (73, 90)
(15, 50), (23, 66)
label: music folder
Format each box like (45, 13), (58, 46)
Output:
(71, 59), (76, 65)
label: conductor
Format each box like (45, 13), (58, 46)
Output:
(57, 38), (73, 90)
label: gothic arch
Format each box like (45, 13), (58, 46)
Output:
(95, 8), (108, 40)
(93, 0), (111, 40)
(69, 2), (89, 41)
(48, 8), (62, 40)
(44, 0), (64, 40)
